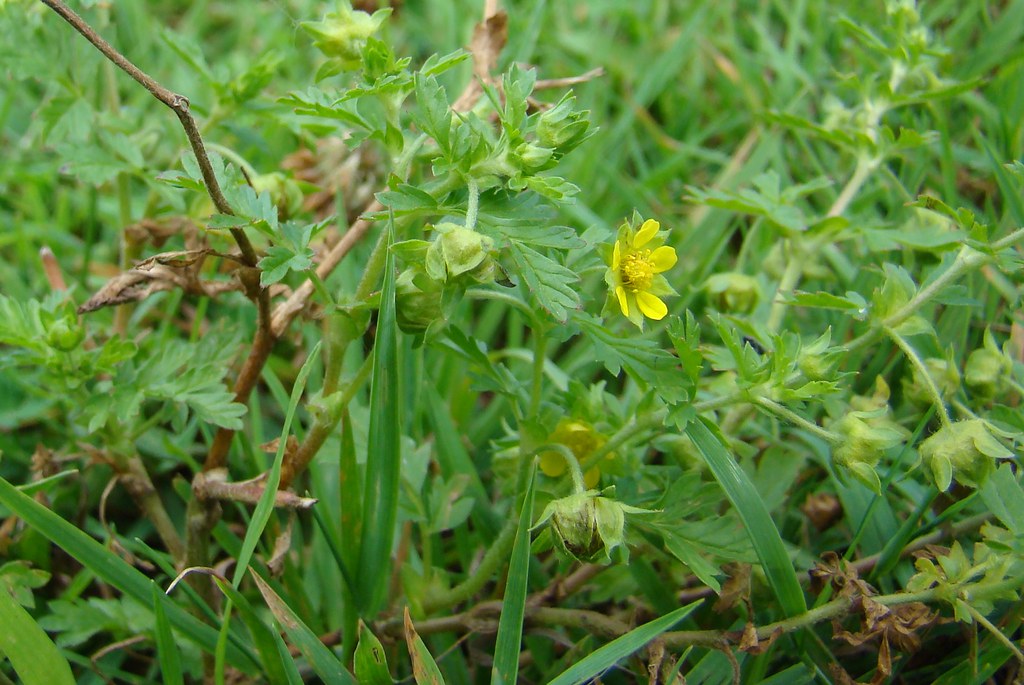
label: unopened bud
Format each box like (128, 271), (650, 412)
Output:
(919, 419), (1013, 491)
(704, 272), (760, 314)
(425, 223), (495, 283)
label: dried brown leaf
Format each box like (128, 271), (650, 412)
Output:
(713, 563), (751, 613)
(802, 492), (843, 531)
(78, 249), (242, 313)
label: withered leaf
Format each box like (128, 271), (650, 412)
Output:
(78, 249), (242, 313)
(713, 562), (752, 613)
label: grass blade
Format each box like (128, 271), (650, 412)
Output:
(0, 585), (75, 685)
(685, 417), (806, 617)
(232, 341), (322, 588)
(0, 476), (258, 671)
(151, 584), (184, 685)
(404, 606), (447, 685)
(490, 464), (536, 685)
(212, 575), (298, 685)
(356, 219), (401, 616)
(546, 601), (701, 685)
(251, 571), (357, 685)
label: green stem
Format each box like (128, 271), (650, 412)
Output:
(765, 157), (876, 333)
(529, 322), (548, 418)
(885, 326), (953, 426)
(827, 156), (876, 218)
(465, 177), (480, 231)
(662, 574), (1024, 649)
(465, 287), (535, 318)
(765, 238), (803, 333)
(754, 396), (842, 444)
(305, 268), (334, 307)
(539, 443), (586, 493)
(1008, 379), (1024, 399)
(589, 410), (668, 463)
(421, 519), (517, 614)
(845, 231), (1024, 355)
(964, 602), (1024, 663)
(356, 225), (392, 302)
(952, 399), (982, 421)
(588, 394), (746, 465)
(396, 133), (428, 179)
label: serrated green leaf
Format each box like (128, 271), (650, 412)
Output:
(507, 242), (579, 322)
(787, 290), (869, 317)
(482, 222), (584, 250)
(414, 73), (452, 154)
(259, 245), (315, 286)
(421, 49), (470, 76)
(576, 314), (688, 404)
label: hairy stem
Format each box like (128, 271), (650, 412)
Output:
(885, 326), (953, 426)
(420, 519), (517, 614)
(754, 396), (842, 444)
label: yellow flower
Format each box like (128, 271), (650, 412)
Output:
(604, 218), (678, 327)
(539, 419), (615, 488)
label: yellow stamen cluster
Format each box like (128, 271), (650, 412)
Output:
(621, 249), (655, 291)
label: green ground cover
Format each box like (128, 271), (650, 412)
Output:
(2, 0), (1024, 682)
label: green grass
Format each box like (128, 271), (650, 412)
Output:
(2, 0), (1024, 683)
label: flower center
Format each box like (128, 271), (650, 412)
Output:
(620, 250), (654, 291)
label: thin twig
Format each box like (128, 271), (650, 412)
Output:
(39, 0), (258, 268)
(193, 470), (318, 509)
(534, 67), (605, 90)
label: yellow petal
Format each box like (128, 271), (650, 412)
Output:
(615, 286), (630, 316)
(634, 219), (660, 247)
(539, 451), (566, 477)
(635, 290), (668, 320)
(583, 466), (601, 489)
(650, 245), (677, 272)
(611, 240), (621, 269)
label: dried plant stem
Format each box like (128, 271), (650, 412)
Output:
(101, 451), (185, 561)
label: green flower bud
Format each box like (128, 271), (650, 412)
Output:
(514, 142), (555, 172)
(533, 489), (653, 564)
(536, 94), (590, 154)
(964, 329), (1012, 403)
(424, 223), (495, 284)
(919, 419), (1013, 490)
(903, 357), (959, 407)
(394, 268), (443, 334)
(47, 317), (84, 351)
(831, 409), (909, 493)
(250, 172), (304, 220)
(703, 272), (760, 314)
(301, 5), (389, 68)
